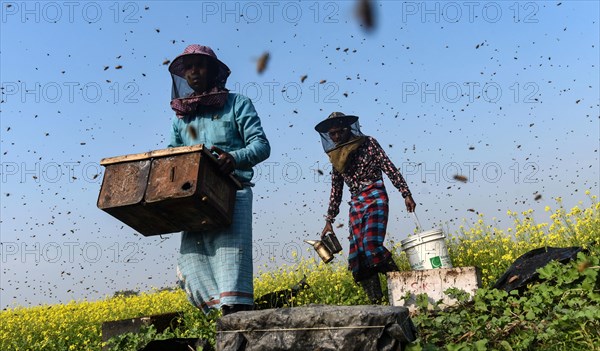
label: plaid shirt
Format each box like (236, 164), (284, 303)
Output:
(326, 136), (411, 223)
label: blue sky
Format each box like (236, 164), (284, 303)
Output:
(1, 0), (598, 309)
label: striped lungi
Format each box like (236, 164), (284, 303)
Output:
(177, 187), (254, 314)
(348, 180), (392, 282)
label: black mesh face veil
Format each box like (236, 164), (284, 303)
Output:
(170, 58), (222, 100)
(317, 119), (364, 153)
(171, 74), (195, 100)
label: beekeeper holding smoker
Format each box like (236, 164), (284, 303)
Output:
(315, 112), (416, 304)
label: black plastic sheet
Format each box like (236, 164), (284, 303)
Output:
(493, 246), (585, 293)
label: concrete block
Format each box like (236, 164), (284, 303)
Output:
(386, 267), (482, 312)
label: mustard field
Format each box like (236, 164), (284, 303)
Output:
(1, 193), (598, 351)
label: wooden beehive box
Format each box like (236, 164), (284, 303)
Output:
(97, 145), (241, 236)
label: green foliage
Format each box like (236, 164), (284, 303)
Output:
(409, 248), (600, 351)
(105, 309), (218, 351)
(105, 325), (163, 351)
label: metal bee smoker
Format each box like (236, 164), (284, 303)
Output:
(322, 232), (342, 253)
(305, 232), (343, 263)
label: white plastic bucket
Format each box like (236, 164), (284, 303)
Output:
(401, 229), (452, 270)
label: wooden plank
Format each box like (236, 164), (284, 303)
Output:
(100, 144), (242, 189)
(100, 145), (205, 165)
(387, 267), (482, 312)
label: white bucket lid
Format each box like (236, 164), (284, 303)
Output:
(400, 228), (444, 246)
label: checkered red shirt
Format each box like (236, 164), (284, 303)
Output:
(326, 136), (411, 223)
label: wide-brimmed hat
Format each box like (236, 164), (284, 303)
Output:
(314, 112), (359, 133)
(168, 44), (231, 83)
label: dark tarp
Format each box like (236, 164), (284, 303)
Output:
(216, 304), (416, 351)
(493, 246), (585, 293)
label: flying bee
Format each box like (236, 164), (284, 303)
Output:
(356, 0), (375, 30)
(257, 52), (270, 74)
(187, 125), (198, 140)
(453, 174), (468, 183)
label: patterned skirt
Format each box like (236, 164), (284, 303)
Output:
(348, 180), (392, 282)
(177, 187), (254, 314)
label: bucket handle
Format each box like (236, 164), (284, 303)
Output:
(411, 212), (423, 232)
